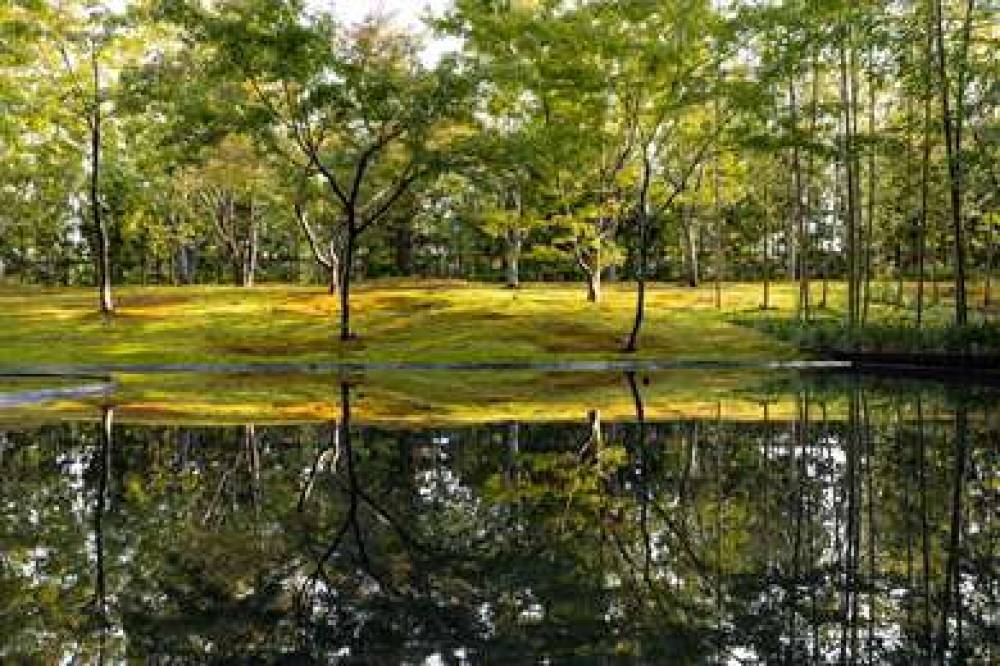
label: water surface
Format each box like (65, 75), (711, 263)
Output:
(0, 373), (996, 663)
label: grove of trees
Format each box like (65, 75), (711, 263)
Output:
(1, 0), (997, 344)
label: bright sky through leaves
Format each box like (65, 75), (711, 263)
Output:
(322, 0), (459, 64)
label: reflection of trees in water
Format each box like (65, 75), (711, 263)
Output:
(0, 384), (996, 662)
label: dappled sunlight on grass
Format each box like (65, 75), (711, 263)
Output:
(0, 280), (819, 367)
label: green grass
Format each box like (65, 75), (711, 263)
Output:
(0, 280), (801, 368)
(1, 278), (992, 424)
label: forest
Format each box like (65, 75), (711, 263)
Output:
(0, 0), (998, 357)
(2, 3), (999, 662)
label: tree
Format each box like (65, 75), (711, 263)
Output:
(170, 2), (473, 339)
(33, 1), (142, 314)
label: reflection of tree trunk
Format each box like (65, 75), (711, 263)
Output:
(577, 410), (604, 461)
(863, 391), (876, 660)
(790, 390), (808, 656)
(625, 372), (652, 585)
(298, 421), (340, 512)
(586, 260), (602, 303)
(917, 396), (932, 655)
(938, 403), (968, 659)
(985, 225), (993, 310)
(244, 424), (260, 525)
(94, 406), (113, 634)
(841, 386), (861, 663)
(901, 404), (915, 633)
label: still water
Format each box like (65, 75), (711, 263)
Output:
(0, 374), (997, 663)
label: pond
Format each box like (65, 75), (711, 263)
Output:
(0, 372), (996, 663)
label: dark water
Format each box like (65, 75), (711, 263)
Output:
(0, 378), (997, 663)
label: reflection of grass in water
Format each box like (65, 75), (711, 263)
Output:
(0, 369), (799, 425)
(0, 376), (91, 394)
(0, 368), (975, 427)
(0, 281), (802, 368)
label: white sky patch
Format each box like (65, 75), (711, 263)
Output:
(315, 0), (461, 66)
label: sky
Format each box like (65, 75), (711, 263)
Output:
(324, 0), (460, 64)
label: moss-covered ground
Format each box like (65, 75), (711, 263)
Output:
(0, 280), (801, 367)
(2, 279), (989, 425)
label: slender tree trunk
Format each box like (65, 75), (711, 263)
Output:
(625, 147), (654, 353)
(896, 242), (904, 306)
(94, 406), (113, 627)
(862, 68), (876, 325)
(839, 20), (859, 329)
(932, 0), (975, 327)
(586, 264), (601, 303)
(932, 242), (941, 304)
(762, 186), (771, 310)
(328, 241), (340, 295)
(917, 0), (935, 328)
(790, 75), (808, 321)
(340, 224), (356, 341)
(505, 227), (522, 289)
(985, 225), (993, 311)
(901, 92), (914, 309)
(681, 207), (699, 288)
(713, 113), (723, 310)
(850, 32), (863, 329)
(938, 404), (968, 658)
(242, 204), (257, 288)
(90, 61), (113, 315)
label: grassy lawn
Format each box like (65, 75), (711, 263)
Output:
(1, 279), (991, 424)
(0, 279), (807, 367)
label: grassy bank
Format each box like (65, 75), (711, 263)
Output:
(0, 280), (802, 368)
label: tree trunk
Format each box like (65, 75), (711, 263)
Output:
(680, 207), (699, 288)
(713, 126), (723, 310)
(90, 86), (113, 315)
(862, 69), (876, 326)
(340, 225), (356, 341)
(505, 227), (522, 289)
(242, 212), (257, 288)
(394, 219), (413, 276)
(932, 0), (974, 327)
(916, 0), (935, 328)
(586, 266), (601, 304)
(790, 73), (809, 321)
(328, 239), (340, 295)
(763, 204), (771, 310)
(625, 148), (654, 353)
(839, 21), (859, 329)
(932, 243), (940, 304)
(985, 225), (993, 311)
